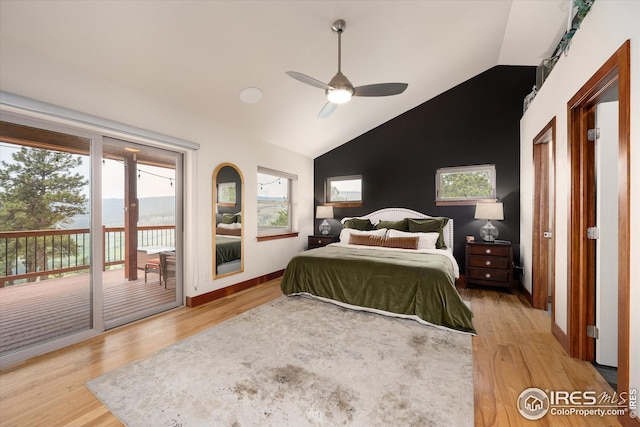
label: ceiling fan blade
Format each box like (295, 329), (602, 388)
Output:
(286, 71), (331, 90)
(353, 83), (408, 97)
(318, 102), (338, 119)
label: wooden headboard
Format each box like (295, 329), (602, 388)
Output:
(341, 208), (454, 253)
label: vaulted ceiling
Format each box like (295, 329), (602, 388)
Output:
(0, 1), (570, 158)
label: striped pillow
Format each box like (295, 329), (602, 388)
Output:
(382, 236), (419, 250)
(349, 234), (385, 247)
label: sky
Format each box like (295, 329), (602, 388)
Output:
(102, 158), (176, 199)
(0, 143), (176, 200)
(257, 172), (288, 199)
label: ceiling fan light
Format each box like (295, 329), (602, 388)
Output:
(326, 87), (353, 104)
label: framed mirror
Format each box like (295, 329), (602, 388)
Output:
(212, 163), (244, 278)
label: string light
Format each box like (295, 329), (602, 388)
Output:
(135, 168), (176, 187)
(258, 177), (281, 190)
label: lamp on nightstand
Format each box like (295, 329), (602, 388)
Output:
(474, 202), (504, 242)
(316, 205), (334, 235)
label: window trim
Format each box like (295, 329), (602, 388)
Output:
(325, 175), (363, 207)
(435, 164), (496, 206)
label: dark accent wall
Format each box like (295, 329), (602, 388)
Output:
(314, 65), (535, 267)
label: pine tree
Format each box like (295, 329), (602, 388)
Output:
(0, 147), (88, 282)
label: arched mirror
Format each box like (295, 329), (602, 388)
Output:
(212, 163), (243, 278)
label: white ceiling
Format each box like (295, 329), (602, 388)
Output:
(0, 1), (570, 158)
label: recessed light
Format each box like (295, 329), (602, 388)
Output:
(239, 87), (263, 104)
(124, 147), (141, 153)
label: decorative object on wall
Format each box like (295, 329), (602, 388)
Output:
(316, 205), (334, 235)
(474, 202), (504, 242)
(536, 58), (558, 89)
(558, 0), (596, 55)
(286, 19), (408, 119)
(536, 0), (595, 88)
(523, 86), (538, 113)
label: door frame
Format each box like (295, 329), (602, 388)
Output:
(567, 40), (630, 416)
(532, 118), (556, 311)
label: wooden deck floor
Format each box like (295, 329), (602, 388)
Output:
(0, 269), (176, 355)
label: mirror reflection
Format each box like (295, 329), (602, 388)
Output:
(213, 163), (243, 278)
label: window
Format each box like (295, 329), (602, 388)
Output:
(257, 167), (297, 237)
(436, 164), (496, 206)
(217, 182), (236, 205)
(326, 175), (362, 207)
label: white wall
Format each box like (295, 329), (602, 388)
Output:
(520, 0), (639, 398)
(0, 43), (315, 299)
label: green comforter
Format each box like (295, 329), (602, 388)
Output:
(215, 235), (241, 267)
(281, 245), (476, 334)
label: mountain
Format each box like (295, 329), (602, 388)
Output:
(66, 196), (176, 228)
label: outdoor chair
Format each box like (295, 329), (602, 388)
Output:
(160, 253), (176, 288)
(144, 258), (162, 284)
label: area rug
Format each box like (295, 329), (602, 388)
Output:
(86, 296), (473, 426)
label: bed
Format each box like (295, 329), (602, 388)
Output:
(280, 208), (476, 334)
(215, 235), (241, 274)
(215, 213), (242, 274)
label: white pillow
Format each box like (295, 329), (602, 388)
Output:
(339, 227), (387, 243)
(387, 229), (439, 250)
(218, 222), (241, 229)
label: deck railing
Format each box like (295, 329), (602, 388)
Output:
(0, 225), (176, 287)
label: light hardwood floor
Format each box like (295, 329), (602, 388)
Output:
(0, 280), (620, 426)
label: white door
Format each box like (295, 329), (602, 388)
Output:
(594, 101), (618, 367)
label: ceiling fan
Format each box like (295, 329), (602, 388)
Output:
(286, 19), (408, 119)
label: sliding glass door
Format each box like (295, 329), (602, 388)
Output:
(101, 137), (182, 329)
(0, 118), (94, 360)
(0, 113), (184, 365)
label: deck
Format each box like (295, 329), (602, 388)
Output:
(0, 269), (176, 356)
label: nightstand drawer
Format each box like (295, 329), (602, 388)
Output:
(308, 235), (338, 249)
(469, 245), (510, 257)
(468, 268), (510, 283)
(469, 256), (510, 270)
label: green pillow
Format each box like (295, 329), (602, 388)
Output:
(375, 218), (408, 231)
(343, 218), (374, 231)
(222, 213), (237, 224)
(407, 217), (449, 249)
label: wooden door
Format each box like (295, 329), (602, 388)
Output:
(532, 119), (555, 311)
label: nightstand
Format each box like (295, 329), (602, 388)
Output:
(465, 241), (513, 292)
(308, 235), (338, 249)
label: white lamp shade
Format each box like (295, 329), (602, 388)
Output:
(316, 205), (334, 219)
(474, 202), (504, 220)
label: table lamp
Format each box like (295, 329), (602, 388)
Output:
(316, 205), (334, 235)
(474, 202), (504, 242)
